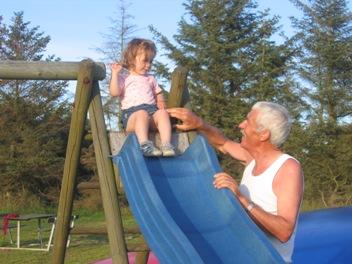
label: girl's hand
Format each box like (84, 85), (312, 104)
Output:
(157, 99), (166, 109)
(110, 63), (123, 74)
(156, 93), (166, 109)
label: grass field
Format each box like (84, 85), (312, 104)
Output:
(0, 207), (141, 264)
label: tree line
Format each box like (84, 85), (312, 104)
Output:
(0, 0), (351, 210)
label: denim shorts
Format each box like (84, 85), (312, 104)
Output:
(121, 103), (158, 129)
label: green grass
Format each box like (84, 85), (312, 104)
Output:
(0, 207), (140, 263)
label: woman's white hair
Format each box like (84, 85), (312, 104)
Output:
(252, 101), (292, 147)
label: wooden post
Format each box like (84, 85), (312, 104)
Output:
(135, 251), (150, 264)
(166, 66), (196, 142)
(167, 66), (188, 108)
(52, 59), (97, 264)
(88, 81), (128, 264)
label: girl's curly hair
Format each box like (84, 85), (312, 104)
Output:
(121, 38), (156, 70)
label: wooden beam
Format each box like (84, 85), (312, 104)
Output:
(51, 59), (96, 264)
(70, 226), (141, 235)
(77, 181), (100, 190)
(0, 60), (105, 80)
(88, 81), (128, 264)
(126, 243), (150, 252)
(109, 131), (190, 156)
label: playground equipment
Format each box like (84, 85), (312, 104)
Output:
(0, 60), (188, 264)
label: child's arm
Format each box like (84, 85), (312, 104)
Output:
(109, 63), (123, 96)
(156, 92), (166, 109)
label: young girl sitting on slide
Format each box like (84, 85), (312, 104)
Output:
(109, 38), (175, 157)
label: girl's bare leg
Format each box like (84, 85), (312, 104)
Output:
(153, 109), (172, 144)
(153, 109), (175, 156)
(125, 110), (149, 144)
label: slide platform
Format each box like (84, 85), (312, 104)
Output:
(113, 134), (284, 264)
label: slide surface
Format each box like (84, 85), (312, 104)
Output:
(292, 206), (352, 263)
(113, 134), (284, 264)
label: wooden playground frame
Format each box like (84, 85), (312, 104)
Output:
(0, 60), (189, 264)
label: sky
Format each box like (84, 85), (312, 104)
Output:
(2, 0), (305, 63)
(2, 0), (351, 95)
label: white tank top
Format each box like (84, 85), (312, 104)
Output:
(239, 154), (297, 263)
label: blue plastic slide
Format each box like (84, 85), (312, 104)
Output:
(113, 134), (284, 264)
(292, 206), (352, 263)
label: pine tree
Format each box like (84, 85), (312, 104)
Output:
(151, 0), (300, 176)
(290, 0), (352, 207)
(0, 12), (70, 204)
(291, 0), (352, 125)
